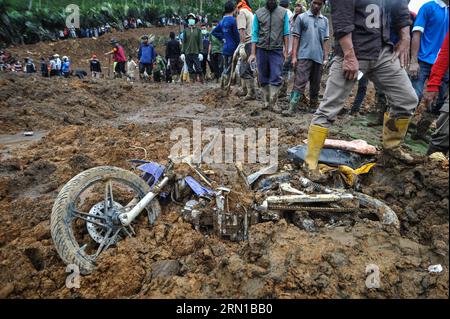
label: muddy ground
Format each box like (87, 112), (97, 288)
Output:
(0, 28), (448, 299)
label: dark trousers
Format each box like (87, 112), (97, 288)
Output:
(186, 54), (202, 75)
(238, 43), (254, 80)
(169, 57), (182, 76)
(430, 100), (449, 153)
(115, 61), (126, 76)
(210, 53), (223, 80)
(293, 59), (324, 100)
(222, 55), (233, 76)
(352, 75), (387, 113)
(256, 48), (284, 87)
(139, 63), (153, 75)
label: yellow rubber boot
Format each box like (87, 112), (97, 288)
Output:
(305, 125), (329, 171)
(382, 113), (411, 149)
(382, 113), (414, 163)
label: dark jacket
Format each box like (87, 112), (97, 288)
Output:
(90, 59), (102, 72)
(331, 0), (411, 60)
(166, 39), (181, 59)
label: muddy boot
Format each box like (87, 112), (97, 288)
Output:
(382, 113), (414, 163)
(412, 112), (434, 142)
(269, 85), (282, 113)
(278, 79), (288, 100)
(309, 99), (320, 114)
(189, 73), (196, 83)
(305, 125), (329, 171)
(221, 75), (229, 89)
(282, 91), (301, 117)
(244, 79), (256, 101)
(197, 74), (204, 84)
(261, 86), (270, 109)
(237, 79), (248, 97)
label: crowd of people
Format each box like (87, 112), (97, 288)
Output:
(0, 0), (448, 164)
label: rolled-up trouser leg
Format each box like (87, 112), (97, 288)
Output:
(311, 56), (357, 128)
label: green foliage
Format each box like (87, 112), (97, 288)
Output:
(0, 0), (316, 46)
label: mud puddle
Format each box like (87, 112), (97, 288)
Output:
(0, 131), (48, 160)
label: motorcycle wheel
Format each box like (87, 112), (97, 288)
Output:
(51, 166), (161, 274)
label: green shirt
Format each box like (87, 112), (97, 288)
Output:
(182, 27), (203, 55)
(209, 33), (223, 55)
(154, 56), (166, 72)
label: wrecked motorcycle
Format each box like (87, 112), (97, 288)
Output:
(51, 156), (252, 275)
(51, 156), (399, 275)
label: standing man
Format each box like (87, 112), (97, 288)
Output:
(90, 54), (102, 78)
(424, 32), (449, 155)
(54, 54), (62, 76)
(249, 0), (290, 112)
(166, 32), (182, 82)
(211, 1), (241, 88)
(181, 13), (204, 83)
(200, 24), (211, 80)
(236, 0), (256, 100)
(304, 0), (419, 172)
(209, 19), (224, 83)
(105, 39), (127, 78)
(409, 0), (449, 141)
(278, 0), (294, 99)
(283, 0), (329, 117)
(138, 35), (156, 80)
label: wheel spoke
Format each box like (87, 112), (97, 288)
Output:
(104, 179), (114, 212)
(72, 209), (107, 221)
(93, 228), (112, 260)
(71, 209), (108, 228)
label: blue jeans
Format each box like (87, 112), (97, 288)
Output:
(411, 61), (449, 113)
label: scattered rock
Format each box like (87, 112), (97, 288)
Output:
(0, 283), (14, 298)
(150, 260), (181, 279)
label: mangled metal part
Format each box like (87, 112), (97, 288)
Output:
(246, 164), (278, 186)
(353, 192), (400, 229)
(213, 187), (248, 242)
(137, 162), (166, 189)
(266, 193), (354, 205)
(185, 176), (215, 199)
(279, 183), (305, 195)
(299, 177), (333, 194)
(181, 199), (215, 232)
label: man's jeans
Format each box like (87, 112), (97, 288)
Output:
(411, 61), (449, 113)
